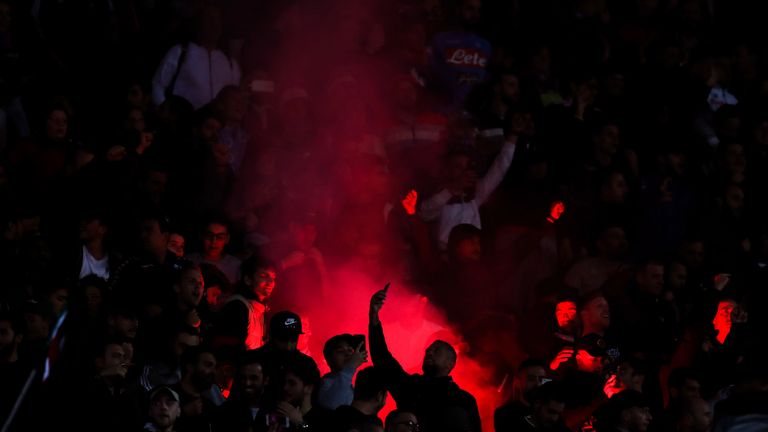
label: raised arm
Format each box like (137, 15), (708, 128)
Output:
(474, 136), (517, 204)
(368, 286), (408, 386)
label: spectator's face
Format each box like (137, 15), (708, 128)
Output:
(446, 154), (473, 183)
(601, 173), (628, 203)
(0, 320), (17, 355)
(518, 366), (548, 396)
(168, 233), (185, 257)
(637, 264), (664, 295)
(174, 332), (200, 357)
(327, 340), (354, 371)
(127, 108), (146, 132)
(283, 372), (310, 405)
(667, 263), (687, 291)
(84, 285), (103, 314)
(98, 343), (126, 372)
(240, 363), (267, 399)
(49, 288), (68, 316)
(534, 400), (565, 428)
(176, 268), (204, 308)
(141, 220), (168, 252)
(595, 125), (620, 155)
(623, 406), (652, 432)
(149, 394), (180, 429)
(46, 110), (68, 141)
(500, 74), (520, 104)
(459, 0), (481, 27)
(248, 267), (276, 301)
(616, 362), (643, 392)
(422, 341), (455, 376)
(555, 301), (578, 330)
(79, 218), (106, 242)
(23, 313), (48, 340)
(598, 227), (628, 258)
(199, 117), (222, 145)
(127, 84), (145, 108)
(688, 397), (712, 432)
(389, 412), (419, 432)
(682, 242), (705, 268)
(190, 352), (217, 391)
(113, 314), (138, 339)
(203, 223), (229, 257)
(581, 296), (610, 330)
(674, 378), (701, 400)
(455, 236), (481, 262)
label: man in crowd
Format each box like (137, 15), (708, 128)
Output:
(143, 386), (183, 432)
(317, 333), (368, 410)
(369, 285), (481, 432)
(187, 218), (241, 284)
(334, 366), (388, 431)
(494, 358), (550, 431)
(215, 350), (270, 432)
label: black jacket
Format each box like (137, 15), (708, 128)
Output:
(369, 322), (481, 432)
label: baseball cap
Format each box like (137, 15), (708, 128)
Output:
(149, 386), (180, 403)
(269, 311), (304, 338)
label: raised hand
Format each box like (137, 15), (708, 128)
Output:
(347, 340), (369, 369)
(369, 283), (389, 326)
(549, 347), (573, 371)
(401, 189), (418, 216)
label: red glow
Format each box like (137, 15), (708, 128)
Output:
(547, 201), (565, 223)
(401, 189), (418, 216)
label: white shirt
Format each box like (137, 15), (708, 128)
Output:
(419, 139), (517, 249)
(79, 246), (109, 280)
(152, 42), (241, 109)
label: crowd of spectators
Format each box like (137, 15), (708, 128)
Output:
(2, 0), (768, 431)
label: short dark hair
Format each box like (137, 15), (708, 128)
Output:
(236, 350), (270, 376)
(323, 334), (353, 363)
(142, 210), (171, 234)
(385, 410), (416, 431)
(433, 340), (457, 364)
(180, 345), (215, 373)
(284, 352), (321, 389)
(240, 255), (277, 279)
(353, 366), (387, 401)
(577, 290), (606, 312)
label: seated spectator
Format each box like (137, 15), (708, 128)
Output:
(143, 386), (183, 432)
(187, 218), (241, 285)
(317, 333), (368, 410)
(593, 390), (652, 432)
(664, 396), (712, 432)
(334, 366), (387, 431)
(171, 346), (218, 432)
(215, 350), (270, 432)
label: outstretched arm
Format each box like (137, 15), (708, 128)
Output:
(475, 136), (517, 204)
(368, 285), (409, 389)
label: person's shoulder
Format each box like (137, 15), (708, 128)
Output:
(222, 254), (242, 265)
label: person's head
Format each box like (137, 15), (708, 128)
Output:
(667, 396), (712, 432)
(443, 148), (475, 186)
(385, 410), (419, 432)
(530, 382), (567, 429)
(168, 232), (185, 257)
(668, 367), (702, 401)
(125, 107), (146, 133)
(616, 357), (646, 392)
(422, 340), (457, 377)
(574, 333), (607, 373)
(199, 263), (231, 309)
(140, 213), (171, 255)
(0, 313), (22, 362)
(579, 292), (610, 333)
(555, 299), (578, 332)
(173, 327), (201, 357)
(667, 261), (687, 292)
(148, 387), (181, 430)
(180, 345), (217, 392)
(79, 212), (108, 243)
(353, 366), (388, 412)
(283, 353), (321, 406)
(599, 171), (629, 204)
(457, 0), (482, 29)
(636, 260), (665, 296)
(201, 219), (230, 260)
(680, 239), (705, 269)
(194, 105), (224, 145)
(241, 256), (277, 302)
(593, 122), (621, 156)
(514, 358), (549, 403)
(268, 311), (304, 351)
(447, 224), (482, 262)
(323, 334), (355, 372)
(595, 225), (628, 259)
(173, 262), (204, 309)
(108, 304), (139, 339)
(603, 390), (652, 432)
(492, 70), (520, 105)
(45, 107), (69, 141)
(94, 339), (127, 373)
(235, 350), (269, 403)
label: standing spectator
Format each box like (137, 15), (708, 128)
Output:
(494, 358), (550, 431)
(172, 346), (218, 432)
(215, 350), (270, 432)
(151, 4), (241, 109)
(385, 410), (420, 432)
(334, 366), (388, 431)
(368, 287), (481, 432)
(213, 256), (276, 350)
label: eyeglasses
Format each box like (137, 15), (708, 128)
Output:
(395, 421), (420, 432)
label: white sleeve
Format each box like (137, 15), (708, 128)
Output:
(475, 138), (517, 204)
(151, 45), (184, 106)
(418, 189), (453, 221)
